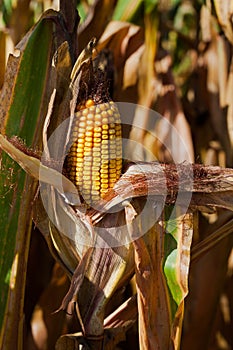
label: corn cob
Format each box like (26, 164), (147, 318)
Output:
(66, 99), (122, 206)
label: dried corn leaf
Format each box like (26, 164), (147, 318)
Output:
(181, 211), (233, 349)
(213, 0), (233, 44)
(226, 57), (233, 147)
(204, 39), (232, 166)
(124, 200), (193, 349)
(97, 16), (194, 164)
(90, 163), (233, 219)
(127, 14), (158, 160)
(200, 5), (212, 42)
(97, 20), (143, 70)
(78, 0), (118, 52)
(217, 36), (228, 108)
(106, 31), (194, 163)
(130, 207), (171, 349)
(97, 20), (143, 103)
(155, 54), (194, 163)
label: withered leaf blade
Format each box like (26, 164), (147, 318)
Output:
(91, 162), (233, 220)
(57, 247), (93, 313)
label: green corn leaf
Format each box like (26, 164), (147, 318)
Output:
(0, 10), (74, 349)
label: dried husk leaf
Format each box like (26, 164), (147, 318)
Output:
(58, 296), (138, 350)
(39, 41), (136, 339)
(55, 203), (134, 336)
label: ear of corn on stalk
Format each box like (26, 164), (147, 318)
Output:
(64, 40), (122, 206)
(66, 99), (122, 206)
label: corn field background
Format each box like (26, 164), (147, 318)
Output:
(0, 1), (233, 349)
